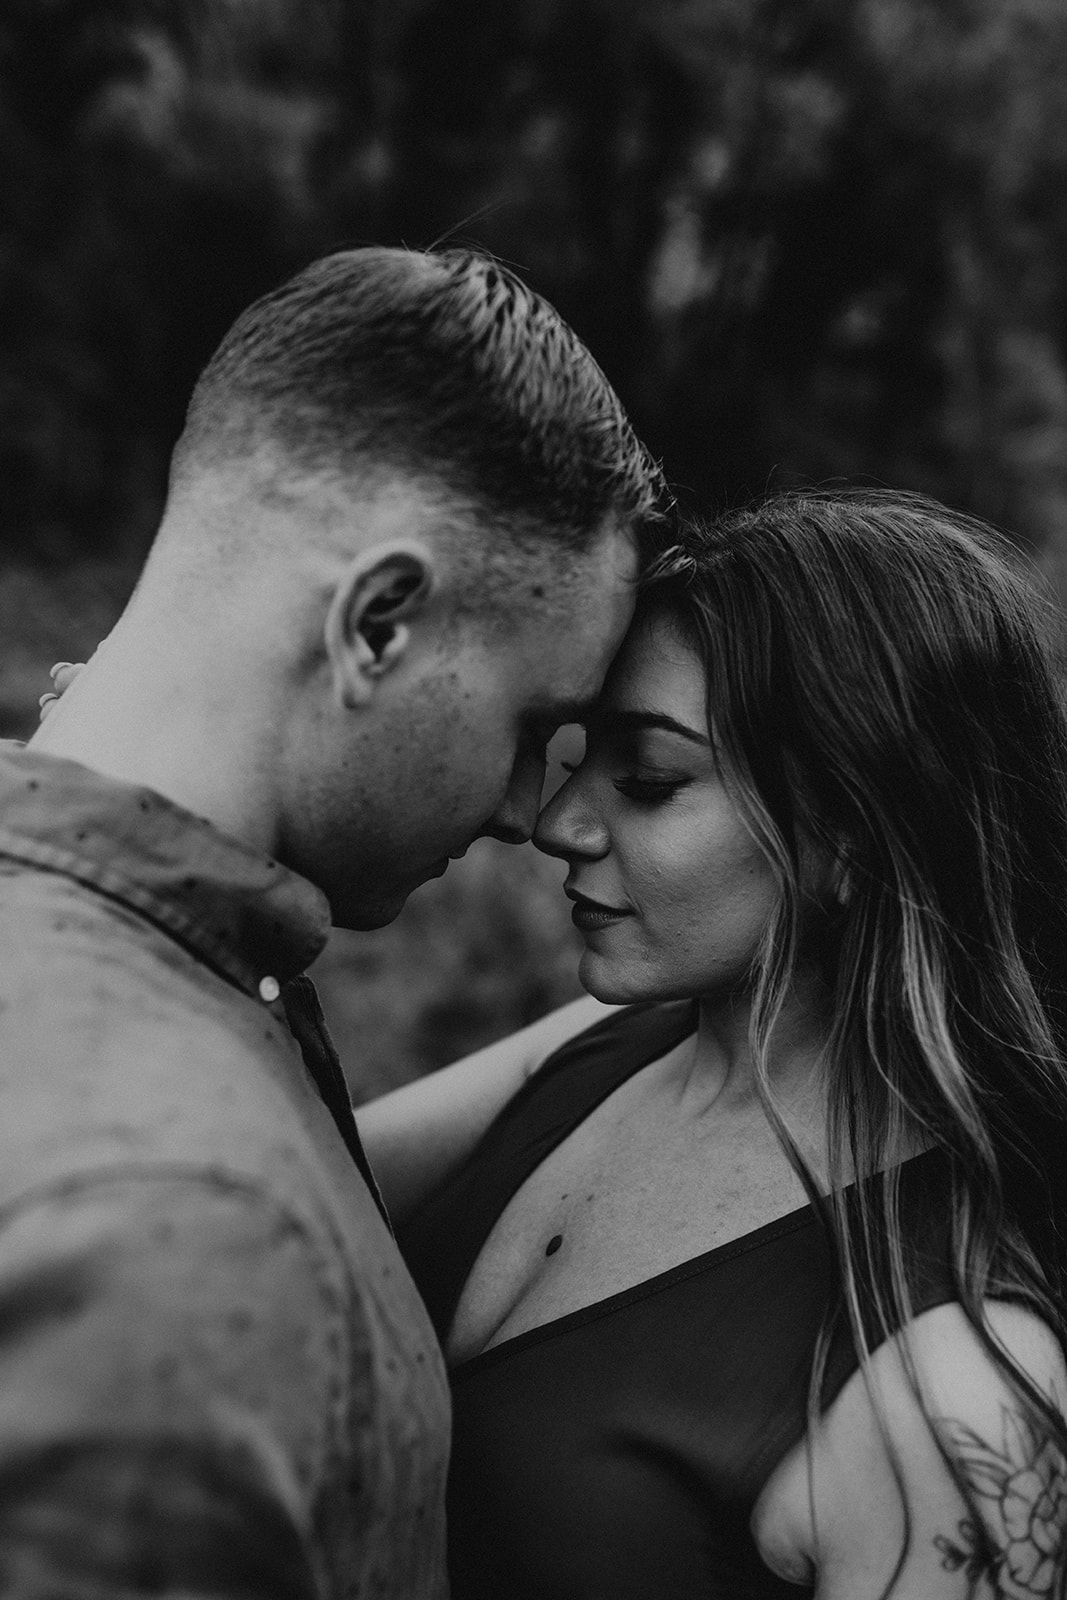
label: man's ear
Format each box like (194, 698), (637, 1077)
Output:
(324, 542), (435, 708)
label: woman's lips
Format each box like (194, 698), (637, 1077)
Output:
(565, 888), (630, 932)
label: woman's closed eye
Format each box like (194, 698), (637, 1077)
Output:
(559, 759), (687, 805)
(613, 774), (688, 804)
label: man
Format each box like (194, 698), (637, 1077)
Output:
(0, 247), (669, 1596)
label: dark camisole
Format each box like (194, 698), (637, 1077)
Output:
(399, 1001), (957, 1600)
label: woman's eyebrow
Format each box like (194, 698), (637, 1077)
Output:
(593, 709), (711, 746)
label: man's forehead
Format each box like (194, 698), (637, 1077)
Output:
(551, 521), (637, 616)
(535, 512), (638, 587)
(592, 513), (640, 585)
(482, 517), (637, 709)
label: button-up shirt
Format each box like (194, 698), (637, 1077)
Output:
(0, 747), (449, 1599)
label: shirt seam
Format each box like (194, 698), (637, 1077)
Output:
(0, 1158), (356, 1496)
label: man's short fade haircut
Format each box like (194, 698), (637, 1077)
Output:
(171, 246), (672, 565)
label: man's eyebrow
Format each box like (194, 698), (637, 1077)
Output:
(592, 708), (711, 746)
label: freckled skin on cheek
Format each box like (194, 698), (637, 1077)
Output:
(317, 526), (638, 927)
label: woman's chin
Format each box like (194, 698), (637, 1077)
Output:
(578, 952), (656, 1006)
(578, 950), (711, 1009)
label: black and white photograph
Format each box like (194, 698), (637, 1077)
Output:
(1, 2), (1067, 1596)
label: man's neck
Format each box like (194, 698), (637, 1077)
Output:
(29, 627), (284, 857)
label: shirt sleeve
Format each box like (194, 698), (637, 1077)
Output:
(0, 1167), (358, 1599)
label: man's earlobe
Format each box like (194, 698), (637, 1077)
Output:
(325, 544), (434, 708)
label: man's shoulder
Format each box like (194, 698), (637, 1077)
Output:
(0, 852), (218, 990)
(0, 855), (445, 1355)
(0, 856), (278, 1057)
(0, 862), (353, 1255)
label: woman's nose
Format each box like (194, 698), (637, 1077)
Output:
(533, 770), (608, 861)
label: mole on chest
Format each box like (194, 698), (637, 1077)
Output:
(539, 1185), (601, 1259)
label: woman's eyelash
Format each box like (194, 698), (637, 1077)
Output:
(615, 777), (684, 802)
(557, 760), (684, 802)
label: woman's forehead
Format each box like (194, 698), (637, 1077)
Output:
(603, 609), (706, 718)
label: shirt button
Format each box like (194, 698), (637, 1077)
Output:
(258, 975), (281, 1003)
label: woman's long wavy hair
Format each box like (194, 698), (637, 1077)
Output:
(645, 488), (1067, 1584)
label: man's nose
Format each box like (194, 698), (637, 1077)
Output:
(482, 750), (545, 846)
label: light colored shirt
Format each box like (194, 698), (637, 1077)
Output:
(0, 747), (450, 1599)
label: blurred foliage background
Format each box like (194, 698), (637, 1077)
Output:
(4, 0), (1067, 1098)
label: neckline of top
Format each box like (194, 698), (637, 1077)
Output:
(450, 1145), (946, 1383)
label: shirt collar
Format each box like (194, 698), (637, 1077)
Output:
(0, 747), (332, 995)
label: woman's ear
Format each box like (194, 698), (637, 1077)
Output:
(801, 830), (853, 913)
(827, 843), (853, 910)
(325, 542), (434, 708)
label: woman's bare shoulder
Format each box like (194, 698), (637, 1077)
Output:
(755, 1299), (1067, 1599)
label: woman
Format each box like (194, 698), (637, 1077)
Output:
(362, 489), (1067, 1598)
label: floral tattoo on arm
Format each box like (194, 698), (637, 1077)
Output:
(933, 1405), (1067, 1598)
